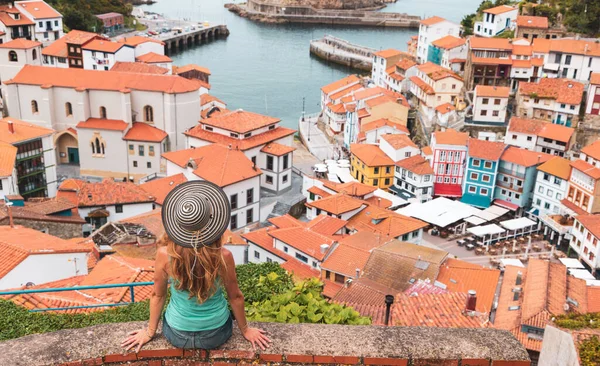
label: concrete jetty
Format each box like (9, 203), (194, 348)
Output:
(309, 35), (376, 71)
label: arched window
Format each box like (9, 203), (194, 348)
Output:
(31, 100), (38, 114)
(144, 105), (154, 123)
(99, 106), (107, 119)
(101, 143), (105, 155)
(8, 51), (17, 62)
(65, 102), (73, 117)
(95, 138), (101, 154)
(91, 142), (95, 154)
(32, 49), (37, 60)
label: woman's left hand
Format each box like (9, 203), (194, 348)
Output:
(121, 328), (153, 352)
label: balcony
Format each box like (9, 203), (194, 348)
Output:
(498, 167), (526, 179)
(496, 180), (524, 193)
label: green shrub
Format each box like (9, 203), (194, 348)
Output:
(236, 262), (294, 303)
(579, 336), (600, 366)
(554, 313), (600, 330)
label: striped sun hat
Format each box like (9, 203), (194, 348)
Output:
(161, 180), (231, 248)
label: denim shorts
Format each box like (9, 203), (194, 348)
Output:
(162, 313), (233, 349)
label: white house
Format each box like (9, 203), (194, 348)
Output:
(429, 35), (467, 72)
(57, 178), (156, 230)
(82, 40), (135, 71)
(505, 117), (575, 157)
(15, 0), (63, 46)
(531, 156), (571, 217)
(379, 133), (420, 162)
(416, 16), (461, 64)
(0, 4), (35, 44)
(409, 62), (464, 119)
(472, 85), (510, 124)
(533, 38), (600, 84)
(371, 49), (403, 87)
(0, 225), (90, 290)
(474, 5), (518, 37)
(359, 118), (409, 145)
(118, 36), (165, 58)
(162, 144), (262, 231)
(392, 154), (434, 203)
(585, 73), (600, 116)
(570, 215), (600, 273)
(320, 74), (361, 109)
(0, 38), (41, 98)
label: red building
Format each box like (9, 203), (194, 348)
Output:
(430, 129), (468, 197)
(95, 12), (124, 33)
(586, 73), (600, 116)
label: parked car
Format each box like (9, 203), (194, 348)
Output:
(148, 30), (158, 36)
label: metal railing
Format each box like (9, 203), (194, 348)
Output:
(0, 282), (154, 312)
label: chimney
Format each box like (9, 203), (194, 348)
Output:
(384, 294), (394, 325)
(465, 290), (477, 312)
(355, 268), (360, 279)
(7, 120), (14, 134)
(320, 243), (330, 254)
(6, 202), (14, 228)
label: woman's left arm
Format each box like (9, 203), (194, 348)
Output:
(121, 246), (170, 352)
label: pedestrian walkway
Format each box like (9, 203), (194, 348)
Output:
(298, 114), (337, 161)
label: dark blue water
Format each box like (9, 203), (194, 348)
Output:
(140, 0), (478, 128)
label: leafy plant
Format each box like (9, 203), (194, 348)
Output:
(245, 278), (371, 325)
(579, 336), (600, 366)
(554, 313), (600, 330)
(236, 262), (294, 303)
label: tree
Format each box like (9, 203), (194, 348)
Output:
(534, 4), (559, 26)
(461, 13), (477, 36)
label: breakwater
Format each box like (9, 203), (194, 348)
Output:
(309, 35), (376, 71)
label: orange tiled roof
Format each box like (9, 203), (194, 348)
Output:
(136, 52), (172, 64)
(268, 214), (305, 229)
(417, 62), (463, 82)
(435, 103), (455, 115)
(268, 226), (335, 261)
(82, 39), (126, 53)
(76, 118), (128, 131)
(0, 142), (16, 177)
(536, 39), (600, 57)
(306, 193), (366, 216)
(410, 76), (434, 95)
(306, 214), (347, 236)
(501, 146), (552, 167)
(591, 73), (600, 85)
(260, 142), (295, 156)
(422, 146), (433, 155)
(65, 30), (106, 45)
(519, 78), (585, 105)
(582, 140), (600, 161)
(0, 38), (40, 49)
(0, 117), (53, 144)
(484, 5), (516, 15)
(321, 75), (360, 94)
(431, 35), (465, 50)
(118, 36), (164, 47)
(380, 134), (417, 150)
(420, 16), (446, 26)
(374, 49), (402, 59)
(57, 178), (155, 207)
(162, 145), (261, 187)
(577, 215), (600, 239)
(433, 128), (468, 146)
(322, 279), (344, 299)
(537, 157), (571, 180)
(322, 244), (371, 278)
(396, 58), (417, 70)
(322, 180), (377, 197)
(334, 277), (396, 306)
(200, 93), (225, 106)
(174, 64), (211, 75)
(200, 109), (280, 134)
(139, 173), (187, 205)
(7, 65), (202, 94)
(110, 62), (169, 75)
(339, 231), (391, 252)
(351, 143), (394, 167)
(329, 83), (363, 101)
(516, 16), (548, 29)
(508, 117), (545, 134)
(280, 259), (320, 280)
(0, 5), (34, 25)
(40, 37), (67, 57)
(17, 1), (61, 19)
(123, 122), (167, 142)
(0, 199), (85, 225)
(512, 45), (533, 56)
(475, 85), (510, 98)
(468, 138), (506, 161)
(307, 186), (332, 200)
(395, 155), (434, 175)
(364, 195), (392, 209)
(570, 159), (600, 180)
(361, 118), (408, 134)
(364, 94), (404, 109)
(326, 102), (346, 114)
(469, 37), (513, 50)
(346, 203), (428, 239)
(184, 125), (296, 152)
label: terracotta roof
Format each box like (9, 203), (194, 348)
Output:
(333, 277), (396, 306)
(588, 287), (600, 313)
(65, 30), (106, 45)
(119, 209), (164, 239)
(560, 198), (589, 216)
(17, 1), (61, 19)
(163, 145), (261, 187)
(0, 142), (16, 177)
(364, 195), (392, 209)
(322, 181), (377, 197)
(185, 125), (296, 151)
(395, 155), (434, 175)
(0, 5), (34, 25)
(307, 186), (331, 199)
(581, 140), (600, 161)
(570, 159), (600, 180)
(82, 40), (126, 53)
(512, 45), (533, 56)
(484, 5), (516, 15)
(536, 156), (571, 180)
(268, 214), (305, 229)
(321, 75), (360, 94)
(0, 199), (85, 225)
(40, 37), (67, 57)
(57, 178), (155, 207)
(200, 94), (225, 106)
(508, 117), (545, 134)
(436, 258), (500, 313)
(329, 83), (363, 101)
(268, 226), (335, 261)
(395, 58), (417, 71)
(469, 37), (513, 50)
(0, 225), (91, 279)
(346, 203), (428, 239)
(0, 117), (53, 144)
(405, 279), (450, 295)
(373, 49), (401, 59)
(139, 174), (187, 206)
(501, 146), (552, 167)
(577, 215), (600, 239)
(173, 64), (210, 75)
(422, 146), (433, 155)
(307, 215), (347, 236)
(321, 244), (371, 278)
(260, 142), (295, 156)
(306, 193), (366, 216)
(416, 62), (463, 82)
(431, 35), (465, 50)
(118, 36), (164, 47)
(242, 228), (277, 254)
(110, 62), (169, 75)
(435, 103), (455, 115)
(76, 118), (128, 131)
(591, 73), (600, 85)
(351, 144), (394, 167)
(420, 16), (446, 26)
(468, 138), (506, 161)
(7, 65), (201, 94)
(516, 16), (548, 29)
(338, 231), (391, 252)
(433, 128), (468, 146)
(365, 94), (403, 108)
(519, 78), (585, 105)
(0, 38), (40, 49)
(123, 122), (167, 142)
(136, 52), (172, 64)
(388, 73), (405, 82)
(534, 38), (600, 57)
(280, 259), (320, 280)
(475, 85), (510, 98)
(326, 102), (346, 114)
(380, 134), (417, 150)
(200, 109), (280, 134)
(361, 118), (409, 134)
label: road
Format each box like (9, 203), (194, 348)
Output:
(298, 114), (338, 161)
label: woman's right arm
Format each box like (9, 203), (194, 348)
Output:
(222, 248), (271, 351)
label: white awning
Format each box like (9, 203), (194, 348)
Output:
(568, 269), (596, 281)
(465, 216), (487, 225)
(543, 63), (560, 71)
(500, 217), (537, 231)
(396, 197), (483, 227)
(468, 224), (505, 237)
(486, 205), (509, 217)
(559, 258), (586, 269)
(500, 258), (525, 268)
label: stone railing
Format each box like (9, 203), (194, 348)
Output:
(0, 321), (531, 366)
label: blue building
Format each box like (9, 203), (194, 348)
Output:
(461, 139), (507, 208)
(493, 146), (553, 214)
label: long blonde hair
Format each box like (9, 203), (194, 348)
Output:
(160, 234), (227, 302)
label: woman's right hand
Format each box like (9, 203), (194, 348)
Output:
(243, 327), (271, 350)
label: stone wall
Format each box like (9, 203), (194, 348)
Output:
(0, 219), (83, 239)
(262, 0), (383, 10)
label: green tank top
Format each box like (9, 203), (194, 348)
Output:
(165, 279), (230, 332)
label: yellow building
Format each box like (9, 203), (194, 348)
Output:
(350, 143), (394, 190)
